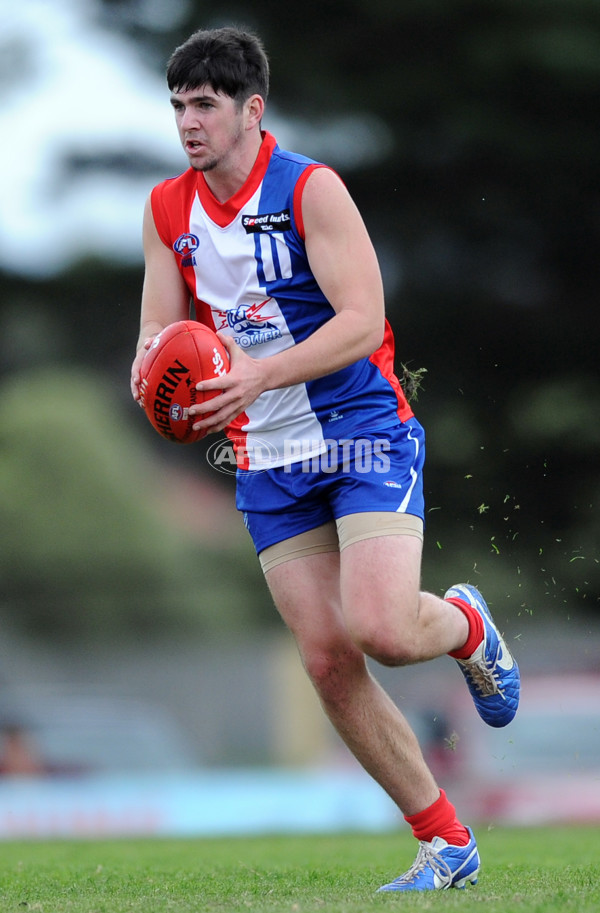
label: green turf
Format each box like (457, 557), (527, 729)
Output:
(0, 826), (599, 912)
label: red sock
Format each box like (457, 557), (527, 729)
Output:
(447, 597), (484, 659)
(404, 789), (470, 846)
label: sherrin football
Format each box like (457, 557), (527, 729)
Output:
(139, 320), (229, 443)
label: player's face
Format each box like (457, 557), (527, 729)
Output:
(170, 86), (245, 173)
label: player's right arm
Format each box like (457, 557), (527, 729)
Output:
(130, 194), (191, 402)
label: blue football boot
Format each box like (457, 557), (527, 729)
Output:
(446, 583), (520, 728)
(377, 828), (480, 892)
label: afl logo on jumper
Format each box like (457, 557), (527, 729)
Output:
(242, 210), (292, 233)
(173, 233), (199, 267)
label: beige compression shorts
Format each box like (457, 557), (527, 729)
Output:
(259, 511), (424, 574)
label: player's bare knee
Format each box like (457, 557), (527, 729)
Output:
(302, 647), (367, 705)
(350, 626), (420, 667)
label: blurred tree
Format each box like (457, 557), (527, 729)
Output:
(0, 368), (273, 642)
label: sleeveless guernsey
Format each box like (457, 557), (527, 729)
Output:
(151, 131), (413, 470)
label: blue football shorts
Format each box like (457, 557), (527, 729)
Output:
(236, 419), (426, 556)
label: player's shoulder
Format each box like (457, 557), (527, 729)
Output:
(152, 167), (197, 201)
(272, 143), (320, 169)
(299, 162), (348, 210)
(269, 135), (332, 179)
(270, 141), (342, 192)
(268, 142), (345, 238)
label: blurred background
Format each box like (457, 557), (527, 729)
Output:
(0, 0), (599, 838)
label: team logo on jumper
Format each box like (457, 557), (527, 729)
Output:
(242, 210), (292, 233)
(173, 233), (199, 267)
(214, 299), (282, 348)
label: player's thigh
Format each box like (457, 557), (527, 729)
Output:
(338, 526), (423, 651)
(265, 547), (342, 645)
(263, 546), (364, 664)
(264, 549), (368, 695)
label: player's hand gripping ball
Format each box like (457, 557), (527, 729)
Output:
(139, 320), (229, 443)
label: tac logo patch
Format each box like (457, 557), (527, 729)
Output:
(242, 210), (292, 233)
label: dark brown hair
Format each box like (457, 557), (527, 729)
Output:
(167, 27), (269, 105)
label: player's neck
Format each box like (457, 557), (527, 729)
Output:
(202, 131), (264, 204)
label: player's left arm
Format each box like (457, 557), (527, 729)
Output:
(298, 165), (387, 369)
(191, 168), (386, 433)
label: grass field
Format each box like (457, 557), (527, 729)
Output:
(1, 826), (599, 912)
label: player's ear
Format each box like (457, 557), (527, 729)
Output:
(245, 93), (264, 129)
